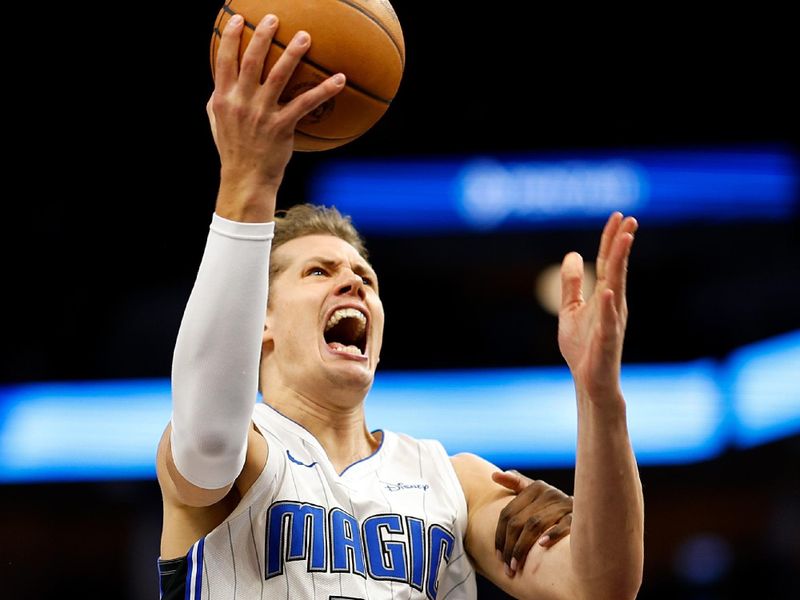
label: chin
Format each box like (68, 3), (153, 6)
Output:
(324, 363), (376, 395)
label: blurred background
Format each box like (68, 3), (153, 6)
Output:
(2, 1), (798, 598)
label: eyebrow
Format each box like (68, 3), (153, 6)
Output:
(304, 256), (379, 282)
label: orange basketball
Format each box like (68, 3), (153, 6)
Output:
(210, 0), (405, 151)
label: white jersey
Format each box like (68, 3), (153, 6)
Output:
(177, 402), (477, 600)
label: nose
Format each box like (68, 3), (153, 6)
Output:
(335, 269), (366, 299)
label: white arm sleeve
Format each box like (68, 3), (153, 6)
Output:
(169, 212), (275, 489)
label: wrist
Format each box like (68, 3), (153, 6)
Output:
(216, 175), (279, 223)
(574, 384), (626, 412)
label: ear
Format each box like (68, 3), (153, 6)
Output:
(262, 315), (274, 347)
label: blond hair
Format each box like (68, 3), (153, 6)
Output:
(270, 204), (368, 279)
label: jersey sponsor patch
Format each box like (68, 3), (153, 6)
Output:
(381, 480), (431, 492)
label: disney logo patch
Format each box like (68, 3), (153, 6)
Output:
(383, 481), (430, 492)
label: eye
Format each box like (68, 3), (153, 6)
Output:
(360, 275), (373, 286)
(307, 266), (328, 277)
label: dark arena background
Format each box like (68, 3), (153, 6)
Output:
(2, 2), (798, 598)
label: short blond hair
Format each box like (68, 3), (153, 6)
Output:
(270, 203), (368, 279)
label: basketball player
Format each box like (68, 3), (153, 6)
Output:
(155, 13), (643, 600)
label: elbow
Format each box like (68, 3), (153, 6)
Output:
(172, 412), (245, 458)
(591, 570), (643, 600)
(576, 560), (643, 600)
(616, 571), (643, 600)
(610, 554), (644, 600)
(192, 430), (243, 458)
(624, 541), (645, 599)
(170, 426), (248, 490)
(184, 429), (248, 473)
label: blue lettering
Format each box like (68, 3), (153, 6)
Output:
(426, 525), (455, 600)
(406, 516), (425, 591)
(266, 501), (326, 579)
(263, 502), (457, 596)
(330, 507), (366, 577)
(364, 514), (408, 582)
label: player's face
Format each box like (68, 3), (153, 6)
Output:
(263, 234), (384, 396)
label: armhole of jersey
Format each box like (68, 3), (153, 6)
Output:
(246, 410), (285, 496)
(219, 415), (283, 524)
(426, 439), (469, 536)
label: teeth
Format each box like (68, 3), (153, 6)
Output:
(325, 308), (367, 333)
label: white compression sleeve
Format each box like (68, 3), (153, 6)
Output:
(169, 213), (274, 489)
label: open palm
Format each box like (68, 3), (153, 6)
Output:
(558, 213), (638, 401)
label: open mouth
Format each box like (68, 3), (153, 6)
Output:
(324, 307), (368, 357)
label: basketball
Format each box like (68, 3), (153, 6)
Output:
(210, 0), (405, 151)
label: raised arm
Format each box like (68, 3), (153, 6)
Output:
(157, 13), (346, 511)
(555, 212), (644, 598)
(460, 212), (644, 600)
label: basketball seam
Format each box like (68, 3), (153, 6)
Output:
(215, 6), (396, 105)
(210, 6), (228, 75)
(297, 130), (361, 142)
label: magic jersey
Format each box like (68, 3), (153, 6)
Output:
(159, 402), (477, 600)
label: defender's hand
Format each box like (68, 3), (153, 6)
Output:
(558, 212), (638, 401)
(493, 470), (573, 576)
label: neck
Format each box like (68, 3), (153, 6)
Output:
(263, 384), (379, 473)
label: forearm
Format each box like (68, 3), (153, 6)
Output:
(570, 391), (644, 599)
(170, 213), (274, 489)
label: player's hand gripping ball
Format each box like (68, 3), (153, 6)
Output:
(211, 0), (405, 151)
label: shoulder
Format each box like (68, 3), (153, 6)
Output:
(449, 452), (509, 514)
(450, 452), (498, 483)
(385, 430), (447, 460)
